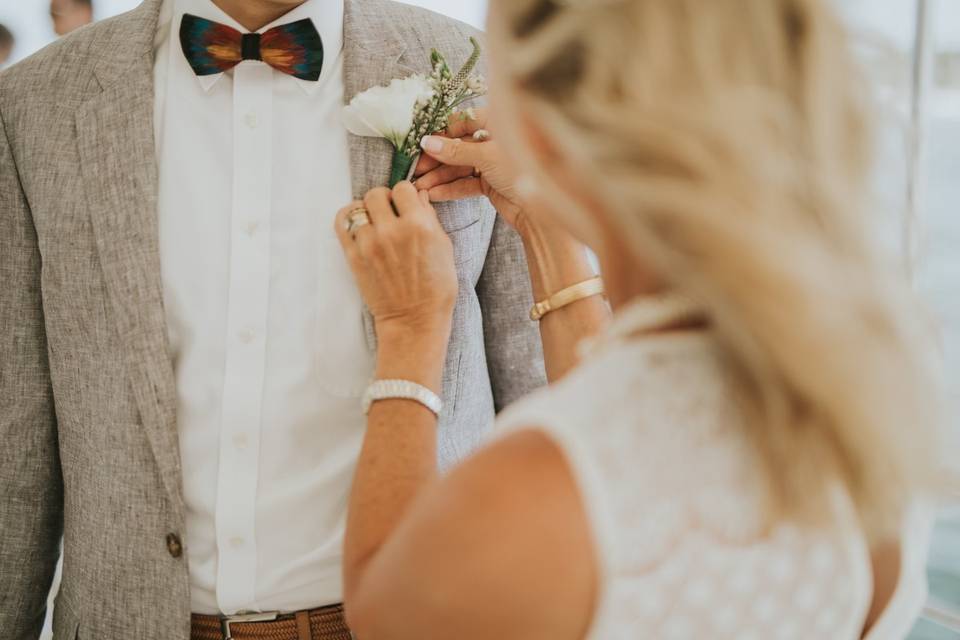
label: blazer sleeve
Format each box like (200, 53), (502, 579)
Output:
(475, 214), (547, 411)
(0, 93), (65, 640)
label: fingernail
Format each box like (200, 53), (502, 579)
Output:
(420, 136), (444, 154)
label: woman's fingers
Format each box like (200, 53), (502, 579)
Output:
(412, 108), (488, 177)
(413, 152), (443, 177)
(414, 163), (476, 191)
(334, 206), (352, 246)
(334, 202), (365, 261)
(363, 187), (396, 226)
(444, 108), (489, 139)
(332, 183), (458, 334)
(413, 108), (488, 177)
(420, 136), (489, 170)
(427, 177), (484, 203)
(414, 135), (488, 180)
(391, 181), (428, 219)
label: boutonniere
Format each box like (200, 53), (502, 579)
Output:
(342, 38), (487, 187)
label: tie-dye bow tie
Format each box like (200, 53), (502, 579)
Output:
(179, 14), (324, 82)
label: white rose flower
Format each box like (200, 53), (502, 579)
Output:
(342, 75), (435, 148)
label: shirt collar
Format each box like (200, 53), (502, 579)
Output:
(166, 0), (343, 96)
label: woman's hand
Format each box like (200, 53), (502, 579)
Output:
(335, 182), (458, 344)
(413, 112), (611, 383)
(413, 108), (528, 230)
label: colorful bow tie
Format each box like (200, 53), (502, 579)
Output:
(179, 14), (324, 82)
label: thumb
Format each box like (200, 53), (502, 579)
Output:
(420, 135), (488, 170)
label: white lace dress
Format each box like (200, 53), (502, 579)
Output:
(495, 322), (926, 639)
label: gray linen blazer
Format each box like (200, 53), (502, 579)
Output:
(0, 1), (546, 638)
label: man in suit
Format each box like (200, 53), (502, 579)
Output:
(0, 1), (544, 638)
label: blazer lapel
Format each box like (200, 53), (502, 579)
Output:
(343, 0), (417, 198)
(75, 0), (184, 513)
(342, 0), (420, 347)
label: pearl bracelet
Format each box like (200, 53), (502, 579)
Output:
(362, 379), (444, 417)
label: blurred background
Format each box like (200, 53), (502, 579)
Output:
(0, 0), (957, 637)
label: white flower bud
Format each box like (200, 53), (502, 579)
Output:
(467, 76), (487, 93)
(342, 75), (435, 148)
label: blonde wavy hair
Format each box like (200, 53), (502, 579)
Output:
(488, 0), (942, 539)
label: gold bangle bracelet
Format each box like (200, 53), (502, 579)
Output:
(530, 276), (605, 321)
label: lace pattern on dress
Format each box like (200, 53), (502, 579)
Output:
(494, 330), (872, 639)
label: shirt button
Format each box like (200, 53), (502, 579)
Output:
(244, 112), (259, 129)
(238, 329), (256, 344)
(233, 433), (249, 450)
(244, 220), (260, 237)
(166, 533), (183, 558)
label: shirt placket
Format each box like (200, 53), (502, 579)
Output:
(215, 61), (274, 614)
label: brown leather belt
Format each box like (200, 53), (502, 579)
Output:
(190, 603), (353, 640)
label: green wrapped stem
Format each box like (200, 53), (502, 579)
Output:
(389, 151), (416, 187)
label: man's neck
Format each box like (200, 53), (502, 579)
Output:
(210, 0), (307, 32)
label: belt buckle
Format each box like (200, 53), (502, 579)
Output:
(220, 611), (279, 640)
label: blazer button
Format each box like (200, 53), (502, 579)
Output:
(166, 533), (183, 558)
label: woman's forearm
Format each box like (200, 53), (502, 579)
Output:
(342, 321), (450, 601)
(519, 219), (611, 381)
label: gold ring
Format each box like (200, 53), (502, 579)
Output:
(346, 208), (371, 235)
(472, 129), (491, 142)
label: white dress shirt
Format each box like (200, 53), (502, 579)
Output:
(153, 0), (375, 615)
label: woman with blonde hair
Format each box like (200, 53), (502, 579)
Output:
(333, 0), (941, 637)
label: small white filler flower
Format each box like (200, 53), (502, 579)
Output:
(342, 38), (487, 186)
